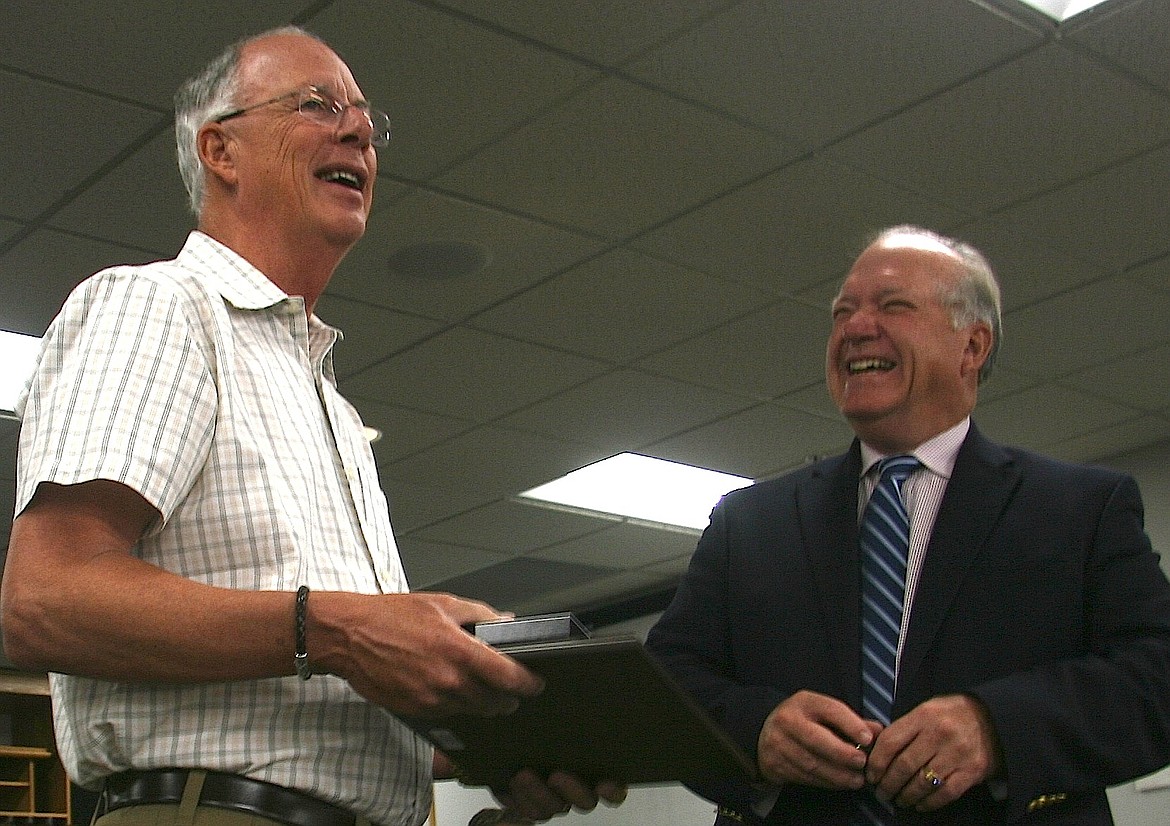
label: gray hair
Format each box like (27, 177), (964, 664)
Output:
(173, 25), (322, 216)
(871, 225), (1003, 384)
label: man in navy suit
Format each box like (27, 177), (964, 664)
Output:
(646, 225), (1170, 824)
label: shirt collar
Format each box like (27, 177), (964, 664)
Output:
(177, 231), (343, 345)
(860, 417), (970, 479)
(179, 231), (293, 311)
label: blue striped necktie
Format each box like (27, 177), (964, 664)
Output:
(857, 455), (919, 825)
(860, 454), (919, 724)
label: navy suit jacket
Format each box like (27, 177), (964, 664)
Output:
(646, 424), (1170, 824)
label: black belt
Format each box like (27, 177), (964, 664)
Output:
(101, 769), (358, 826)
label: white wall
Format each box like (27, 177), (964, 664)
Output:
(432, 438), (1170, 826)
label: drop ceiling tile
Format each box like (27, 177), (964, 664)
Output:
(1103, 437), (1170, 486)
(1068, 0), (1170, 93)
(1127, 254), (1170, 296)
(0, 229), (159, 336)
(1002, 275), (1170, 380)
(1060, 342), (1170, 413)
(775, 382), (843, 422)
(315, 293), (445, 379)
(365, 179), (416, 216)
(429, 556), (615, 610)
(832, 43), (1170, 214)
(1044, 415), (1170, 464)
(498, 369), (754, 451)
(0, 220), (22, 247)
(381, 424), (608, 507)
(349, 401), (474, 466)
(529, 522), (699, 570)
(795, 282), (845, 328)
(329, 189), (606, 322)
(397, 538), (511, 591)
(637, 554), (694, 582)
(343, 327), (607, 422)
(987, 144), (1170, 272)
(626, 0), (1041, 145)
(632, 156), (965, 295)
(0, 2), (305, 108)
(636, 299), (828, 400)
(49, 131), (192, 256)
(381, 476), (500, 535)
(974, 383), (1138, 451)
(648, 402), (855, 480)
(412, 499), (617, 555)
(434, 76), (795, 239)
(0, 70), (164, 222)
(973, 367), (1044, 406)
(432, 0), (730, 65)
(512, 568), (674, 616)
(952, 219), (1111, 310)
(310, 0), (599, 181)
(473, 247), (770, 363)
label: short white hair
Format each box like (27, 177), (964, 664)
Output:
(173, 25), (324, 216)
(870, 225), (1003, 383)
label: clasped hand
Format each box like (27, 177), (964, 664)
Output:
(757, 690), (1001, 812)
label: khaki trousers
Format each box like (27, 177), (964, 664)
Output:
(93, 770), (373, 826)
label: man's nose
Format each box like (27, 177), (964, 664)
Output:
(336, 105), (374, 147)
(839, 308), (880, 339)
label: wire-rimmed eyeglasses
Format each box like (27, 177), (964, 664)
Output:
(214, 85), (391, 148)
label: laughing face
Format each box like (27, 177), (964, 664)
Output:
(826, 236), (992, 453)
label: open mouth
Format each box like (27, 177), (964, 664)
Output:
(847, 358), (895, 374)
(317, 168), (364, 191)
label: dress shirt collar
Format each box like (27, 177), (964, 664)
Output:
(860, 417), (970, 479)
(182, 231), (290, 311)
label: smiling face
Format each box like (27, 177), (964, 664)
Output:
(211, 32), (377, 254)
(826, 236), (992, 453)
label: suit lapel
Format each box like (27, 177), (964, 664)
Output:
(798, 444), (864, 703)
(897, 426), (1021, 699)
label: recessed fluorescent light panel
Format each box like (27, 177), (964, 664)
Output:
(0, 330), (41, 415)
(1015, 0), (1113, 20)
(518, 452), (753, 531)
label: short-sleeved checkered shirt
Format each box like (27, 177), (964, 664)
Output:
(16, 232), (431, 826)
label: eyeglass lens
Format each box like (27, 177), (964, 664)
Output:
(300, 89), (391, 147)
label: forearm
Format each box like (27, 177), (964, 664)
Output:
(2, 479), (543, 718)
(3, 481), (297, 682)
(3, 532), (296, 682)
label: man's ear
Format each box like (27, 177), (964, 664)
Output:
(197, 123), (238, 189)
(962, 322), (993, 380)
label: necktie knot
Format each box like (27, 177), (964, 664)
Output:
(876, 454), (919, 493)
(878, 453), (919, 476)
